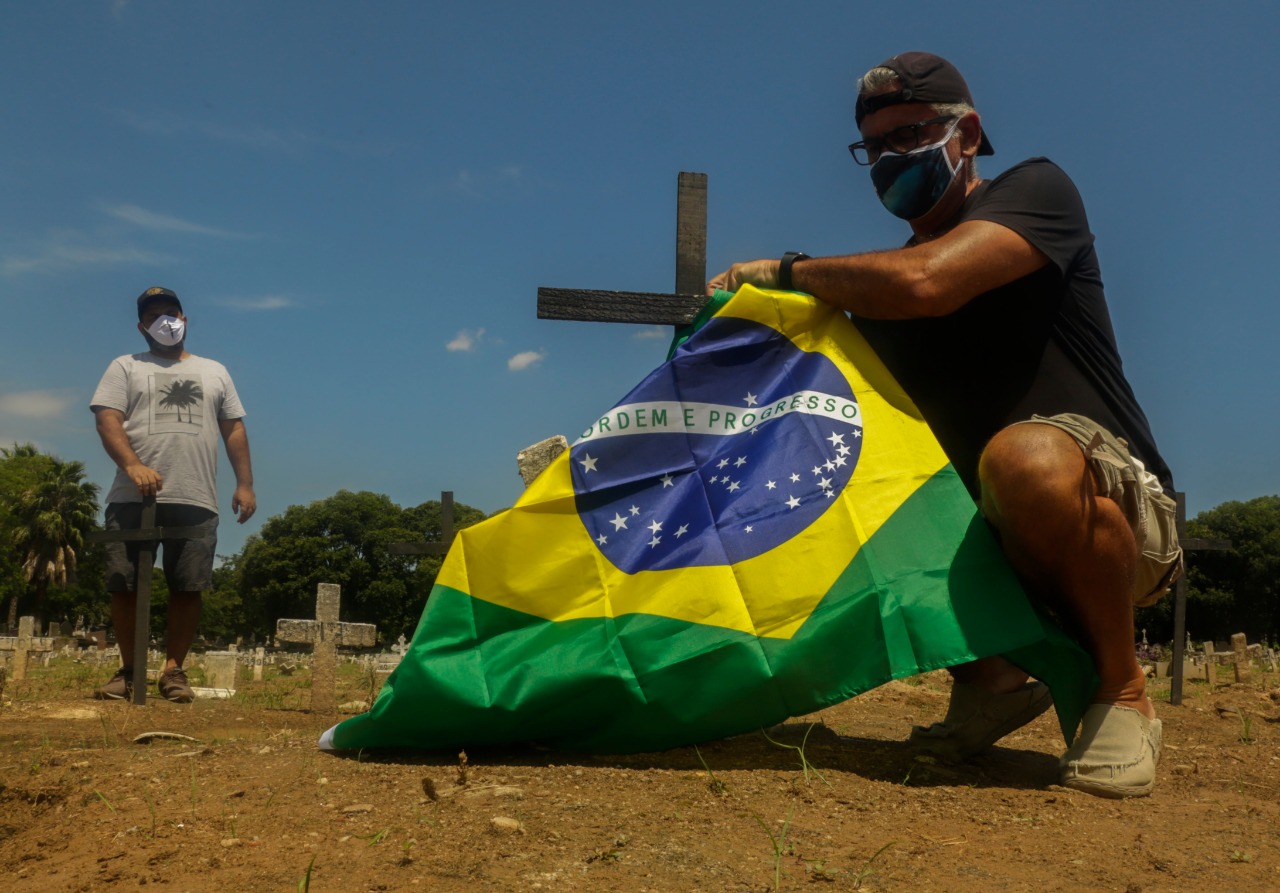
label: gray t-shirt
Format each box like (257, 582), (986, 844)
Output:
(90, 353), (246, 513)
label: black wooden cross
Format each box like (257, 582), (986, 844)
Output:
(388, 491), (457, 559)
(86, 495), (206, 706)
(537, 171), (711, 328)
(1167, 491), (1233, 706)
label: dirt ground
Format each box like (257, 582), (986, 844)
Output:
(1, 660), (1278, 893)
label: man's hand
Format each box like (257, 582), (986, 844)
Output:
(125, 463), (164, 497)
(232, 485), (257, 524)
(706, 259), (781, 296)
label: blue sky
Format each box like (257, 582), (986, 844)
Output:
(1, 1), (1274, 560)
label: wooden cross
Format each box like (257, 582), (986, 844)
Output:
(388, 491), (456, 559)
(0, 615), (56, 682)
(276, 583), (377, 712)
(86, 495), (206, 706)
(1168, 491), (1233, 705)
(538, 171), (710, 328)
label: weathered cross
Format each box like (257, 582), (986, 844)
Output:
(538, 171), (710, 328)
(388, 491), (457, 560)
(86, 495), (206, 705)
(276, 582), (377, 712)
(1167, 492), (1233, 705)
(0, 615), (56, 682)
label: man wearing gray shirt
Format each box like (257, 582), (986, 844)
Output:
(91, 287), (256, 702)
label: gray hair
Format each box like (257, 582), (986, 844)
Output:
(857, 67), (979, 180)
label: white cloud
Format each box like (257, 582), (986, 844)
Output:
(99, 203), (252, 239)
(633, 326), (669, 341)
(0, 390), (74, 420)
(219, 295), (295, 311)
(441, 164), (542, 200)
(446, 328), (486, 352)
(507, 350), (546, 372)
(2, 235), (173, 275)
(111, 109), (397, 157)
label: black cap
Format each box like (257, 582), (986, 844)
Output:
(136, 286), (183, 319)
(855, 52), (994, 156)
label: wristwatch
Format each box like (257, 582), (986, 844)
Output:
(778, 251), (810, 291)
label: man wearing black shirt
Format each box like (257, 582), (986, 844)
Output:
(708, 52), (1181, 798)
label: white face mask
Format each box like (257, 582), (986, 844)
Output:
(146, 315), (186, 348)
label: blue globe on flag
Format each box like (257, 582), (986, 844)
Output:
(571, 316), (863, 572)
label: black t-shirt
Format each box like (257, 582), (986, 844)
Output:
(852, 158), (1173, 497)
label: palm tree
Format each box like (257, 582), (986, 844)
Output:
(7, 456), (101, 627)
(159, 379), (204, 423)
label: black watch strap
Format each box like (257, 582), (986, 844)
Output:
(778, 251), (810, 291)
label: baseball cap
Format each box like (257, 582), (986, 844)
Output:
(136, 286), (183, 319)
(855, 52), (994, 156)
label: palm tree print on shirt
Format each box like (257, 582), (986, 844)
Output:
(158, 378), (205, 423)
(150, 372), (206, 434)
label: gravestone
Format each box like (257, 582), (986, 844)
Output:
(0, 616), (56, 682)
(196, 651), (238, 698)
(276, 583), (377, 712)
(253, 646), (266, 682)
(517, 436), (569, 487)
(1230, 632), (1251, 684)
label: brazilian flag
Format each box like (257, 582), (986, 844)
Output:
(321, 286), (1094, 754)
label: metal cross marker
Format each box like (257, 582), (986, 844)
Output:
(276, 583), (377, 713)
(86, 495), (206, 706)
(537, 172), (710, 328)
(389, 491), (456, 559)
(1168, 491), (1232, 706)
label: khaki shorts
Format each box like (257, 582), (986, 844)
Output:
(1015, 414), (1183, 607)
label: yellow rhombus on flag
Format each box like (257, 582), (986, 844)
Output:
(322, 286), (1095, 754)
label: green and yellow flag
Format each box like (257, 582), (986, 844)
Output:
(322, 286), (1094, 754)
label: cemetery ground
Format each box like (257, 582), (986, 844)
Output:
(1, 660), (1278, 893)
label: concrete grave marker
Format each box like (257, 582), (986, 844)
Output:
(0, 616), (57, 681)
(194, 651), (238, 698)
(276, 583), (377, 712)
(517, 435), (569, 487)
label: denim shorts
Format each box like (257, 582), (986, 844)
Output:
(104, 502), (219, 593)
(1016, 414), (1183, 607)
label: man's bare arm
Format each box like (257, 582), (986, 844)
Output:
(707, 219), (1049, 320)
(218, 418), (256, 523)
(94, 407), (163, 497)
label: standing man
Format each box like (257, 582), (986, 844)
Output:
(709, 53), (1180, 798)
(91, 286), (256, 702)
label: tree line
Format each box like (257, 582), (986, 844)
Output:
(2, 442), (1276, 647)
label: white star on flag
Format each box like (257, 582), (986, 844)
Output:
(579, 454), (599, 472)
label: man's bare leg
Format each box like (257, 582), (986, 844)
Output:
(977, 423), (1151, 719)
(164, 591), (201, 670)
(109, 591), (136, 668)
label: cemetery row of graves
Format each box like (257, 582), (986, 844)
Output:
(3, 577), (1278, 714)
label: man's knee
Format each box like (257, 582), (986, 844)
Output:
(979, 424), (1089, 517)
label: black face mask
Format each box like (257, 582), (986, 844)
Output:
(869, 120), (964, 220)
